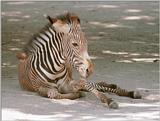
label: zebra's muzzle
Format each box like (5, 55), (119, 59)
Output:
(86, 59), (93, 77)
(79, 59), (93, 79)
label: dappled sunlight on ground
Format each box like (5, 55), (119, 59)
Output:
(89, 36), (102, 40)
(22, 15), (31, 18)
(2, 11), (22, 17)
(88, 21), (132, 28)
(132, 41), (146, 44)
(125, 9), (142, 13)
(9, 47), (21, 51)
(104, 111), (159, 120)
(5, 1), (35, 5)
(51, 99), (80, 105)
(102, 50), (129, 55)
(122, 15), (154, 21)
(102, 50), (159, 63)
(131, 58), (159, 63)
(147, 22), (156, 25)
(2, 108), (59, 121)
(73, 4), (119, 9)
(2, 100), (160, 121)
(7, 19), (21, 22)
(102, 50), (158, 57)
(113, 58), (159, 63)
(131, 41), (158, 46)
(90, 56), (103, 60)
(97, 5), (118, 9)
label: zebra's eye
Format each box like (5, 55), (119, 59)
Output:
(72, 43), (78, 47)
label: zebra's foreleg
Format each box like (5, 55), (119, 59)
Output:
(38, 86), (82, 100)
(57, 92), (83, 100)
(38, 86), (61, 99)
(96, 81), (142, 99)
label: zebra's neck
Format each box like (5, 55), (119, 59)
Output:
(26, 24), (66, 74)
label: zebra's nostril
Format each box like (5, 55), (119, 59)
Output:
(86, 68), (89, 73)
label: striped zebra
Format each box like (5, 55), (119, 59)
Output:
(17, 12), (141, 109)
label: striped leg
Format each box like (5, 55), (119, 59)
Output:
(96, 81), (117, 89)
(96, 81), (141, 99)
(69, 80), (119, 109)
(38, 86), (82, 100)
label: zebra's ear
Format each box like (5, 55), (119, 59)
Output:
(44, 14), (70, 33)
(52, 19), (70, 33)
(70, 16), (80, 24)
(44, 15), (57, 24)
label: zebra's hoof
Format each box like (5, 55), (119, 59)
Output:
(133, 91), (142, 99)
(108, 101), (119, 109)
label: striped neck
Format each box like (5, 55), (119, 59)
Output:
(25, 24), (66, 73)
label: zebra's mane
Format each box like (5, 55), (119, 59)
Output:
(23, 23), (52, 54)
(23, 12), (80, 54)
(56, 12), (80, 24)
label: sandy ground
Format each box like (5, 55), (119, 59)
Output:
(1, 1), (160, 121)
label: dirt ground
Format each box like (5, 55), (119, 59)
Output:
(1, 1), (160, 121)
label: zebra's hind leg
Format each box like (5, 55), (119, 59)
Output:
(38, 86), (82, 100)
(115, 88), (142, 99)
(90, 89), (119, 109)
(96, 81), (117, 89)
(69, 80), (119, 109)
(96, 81), (142, 99)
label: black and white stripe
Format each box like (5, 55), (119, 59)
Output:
(85, 82), (119, 93)
(24, 24), (68, 90)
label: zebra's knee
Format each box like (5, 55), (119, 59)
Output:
(70, 80), (86, 92)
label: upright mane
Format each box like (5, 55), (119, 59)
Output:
(23, 23), (52, 54)
(56, 12), (80, 24)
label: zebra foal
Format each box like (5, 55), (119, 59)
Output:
(17, 12), (141, 109)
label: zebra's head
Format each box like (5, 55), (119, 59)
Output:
(47, 12), (93, 79)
